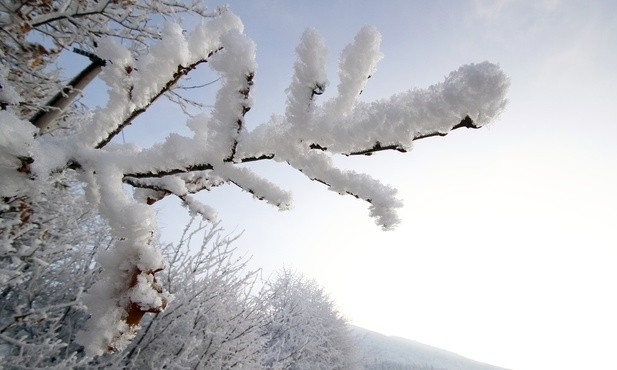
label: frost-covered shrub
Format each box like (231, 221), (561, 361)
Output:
(0, 178), (111, 368)
(1, 208), (363, 369)
(118, 220), (267, 369)
(262, 270), (360, 370)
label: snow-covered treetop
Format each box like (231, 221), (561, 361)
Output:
(0, 5), (509, 357)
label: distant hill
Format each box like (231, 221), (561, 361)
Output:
(351, 326), (509, 370)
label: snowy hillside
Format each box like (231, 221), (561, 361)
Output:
(352, 326), (508, 370)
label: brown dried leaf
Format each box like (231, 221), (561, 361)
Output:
(30, 56), (43, 67)
(20, 23), (31, 33)
(36, 44), (49, 55)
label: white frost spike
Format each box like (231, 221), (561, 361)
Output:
(441, 62), (510, 126)
(329, 26), (383, 116)
(309, 61), (509, 154)
(187, 11), (245, 60)
(214, 163), (293, 209)
(95, 38), (133, 70)
(282, 146), (402, 229)
(130, 23), (189, 108)
(82, 169), (101, 207)
(184, 195), (217, 221)
(78, 15), (244, 149)
(207, 30), (256, 161)
(186, 113), (210, 141)
(285, 28), (328, 129)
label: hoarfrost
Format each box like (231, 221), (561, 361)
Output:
(0, 8), (509, 356)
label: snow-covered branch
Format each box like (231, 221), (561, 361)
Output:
(0, 5), (509, 356)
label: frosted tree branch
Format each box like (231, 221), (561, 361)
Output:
(0, 6), (509, 356)
(93, 56), (217, 149)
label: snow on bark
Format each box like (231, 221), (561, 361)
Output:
(206, 29), (256, 161)
(0, 65), (21, 106)
(240, 61), (509, 157)
(327, 26), (383, 117)
(214, 163), (293, 209)
(75, 161), (168, 356)
(285, 28), (328, 132)
(0, 111), (36, 196)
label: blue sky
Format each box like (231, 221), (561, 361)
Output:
(83, 1), (617, 369)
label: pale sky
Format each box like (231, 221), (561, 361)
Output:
(102, 1), (617, 369)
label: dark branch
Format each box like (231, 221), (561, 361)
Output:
(227, 72), (255, 162)
(411, 115), (478, 141)
(307, 115), (478, 156)
(298, 170), (363, 201)
(345, 116), (477, 156)
(309, 143), (327, 151)
(124, 175), (226, 205)
(239, 154), (275, 163)
(123, 178), (171, 194)
(30, 3), (113, 28)
(122, 154), (275, 181)
(30, 58), (106, 132)
(175, 77), (221, 90)
(96, 116), (475, 189)
(124, 163), (214, 179)
(346, 142), (407, 156)
(95, 48), (223, 149)
(119, 117), (475, 181)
